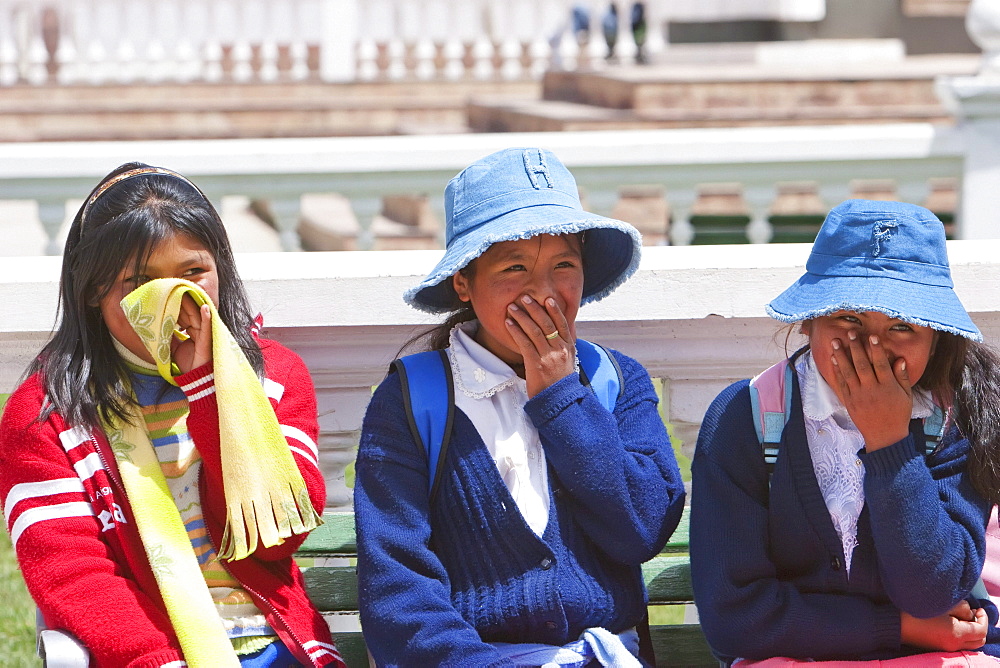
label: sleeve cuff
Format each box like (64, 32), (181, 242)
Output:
(873, 603), (902, 651)
(175, 363), (216, 402)
(524, 372), (589, 424)
(859, 434), (920, 477)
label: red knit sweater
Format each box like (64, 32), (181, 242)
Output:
(0, 338), (344, 668)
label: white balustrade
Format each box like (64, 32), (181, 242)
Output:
(4, 240), (999, 508)
(0, 124), (971, 255)
(0, 0), (829, 85)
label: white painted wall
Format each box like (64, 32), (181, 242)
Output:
(4, 242), (1000, 509)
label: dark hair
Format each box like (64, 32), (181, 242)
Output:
(950, 340), (1000, 506)
(32, 162), (264, 430)
(399, 265), (476, 355)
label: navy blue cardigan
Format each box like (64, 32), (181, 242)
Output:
(355, 349), (685, 667)
(691, 375), (993, 664)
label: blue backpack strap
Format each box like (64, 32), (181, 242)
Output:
(750, 347), (808, 474)
(391, 349), (454, 503)
(922, 405), (946, 456)
(576, 339), (623, 412)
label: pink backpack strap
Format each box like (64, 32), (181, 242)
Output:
(749, 358), (794, 471)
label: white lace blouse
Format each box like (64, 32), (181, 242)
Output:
(449, 322), (550, 537)
(796, 352), (934, 573)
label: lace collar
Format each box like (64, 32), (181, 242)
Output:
(449, 321), (524, 400)
(796, 350), (934, 424)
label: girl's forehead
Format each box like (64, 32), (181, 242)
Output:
(483, 233), (582, 258)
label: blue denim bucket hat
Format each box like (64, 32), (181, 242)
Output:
(767, 199), (981, 341)
(404, 148), (642, 313)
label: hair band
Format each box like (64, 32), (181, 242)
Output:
(80, 166), (204, 225)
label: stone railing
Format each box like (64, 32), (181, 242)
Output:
(4, 241), (1000, 510)
(0, 0), (826, 85)
(0, 123), (968, 256)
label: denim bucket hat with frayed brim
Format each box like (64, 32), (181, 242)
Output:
(405, 148), (642, 313)
(766, 199), (981, 341)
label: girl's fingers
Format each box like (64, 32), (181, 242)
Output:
(867, 335), (894, 384)
(846, 330), (875, 383)
(505, 314), (537, 358)
(509, 294), (559, 347)
(830, 338), (859, 389)
(543, 297), (572, 343)
(893, 356), (912, 392)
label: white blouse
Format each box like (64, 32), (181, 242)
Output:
(796, 352), (934, 573)
(449, 322), (550, 537)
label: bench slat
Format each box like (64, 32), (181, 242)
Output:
(298, 508), (690, 556)
(642, 556), (693, 602)
(649, 624), (717, 667)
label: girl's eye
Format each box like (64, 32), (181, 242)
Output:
(838, 315), (861, 325)
(503, 264), (526, 272)
(891, 323), (913, 332)
(555, 261), (577, 269)
(184, 267), (206, 277)
(124, 275), (151, 287)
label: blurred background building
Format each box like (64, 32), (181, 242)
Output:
(0, 0), (997, 256)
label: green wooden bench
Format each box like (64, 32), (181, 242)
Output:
(297, 506), (717, 667)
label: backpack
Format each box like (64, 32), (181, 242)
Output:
(390, 339), (624, 503)
(748, 349), (990, 600)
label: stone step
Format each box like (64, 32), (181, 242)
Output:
(0, 80), (538, 141)
(467, 97), (952, 133)
(468, 53), (979, 132)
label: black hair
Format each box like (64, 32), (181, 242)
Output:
(398, 265), (476, 355)
(31, 162), (264, 430)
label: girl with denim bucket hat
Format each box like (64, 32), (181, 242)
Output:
(691, 199), (1000, 666)
(354, 148), (685, 666)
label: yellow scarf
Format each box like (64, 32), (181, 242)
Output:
(105, 277), (321, 666)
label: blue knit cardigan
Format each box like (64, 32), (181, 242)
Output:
(690, 374), (993, 664)
(355, 349), (685, 667)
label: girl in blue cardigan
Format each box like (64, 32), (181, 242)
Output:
(354, 148), (686, 667)
(691, 199), (1000, 666)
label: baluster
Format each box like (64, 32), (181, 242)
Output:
(265, 196), (303, 252)
(37, 198), (67, 256)
(385, 0), (407, 80)
(470, 2), (495, 80)
(24, 5), (48, 84)
(258, 1), (280, 82)
(744, 185), (775, 244)
(488, 3), (522, 79)
(351, 195), (383, 251)
(642, 0), (667, 60)
(113, 0), (141, 83)
(231, 0), (255, 82)
(201, 1), (224, 82)
(584, 0), (606, 69)
(82, 0), (111, 84)
(53, 0), (80, 84)
(405, 2), (435, 80)
(439, 0), (465, 79)
(314, 385), (374, 509)
(0, 1), (17, 85)
(667, 189), (697, 246)
(287, 0), (312, 81)
(354, 0), (380, 80)
(143, 0), (173, 83)
(173, 0), (200, 82)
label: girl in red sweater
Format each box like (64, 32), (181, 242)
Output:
(0, 163), (343, 668)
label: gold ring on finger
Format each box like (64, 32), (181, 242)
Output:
(545, 331), (559, 340)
